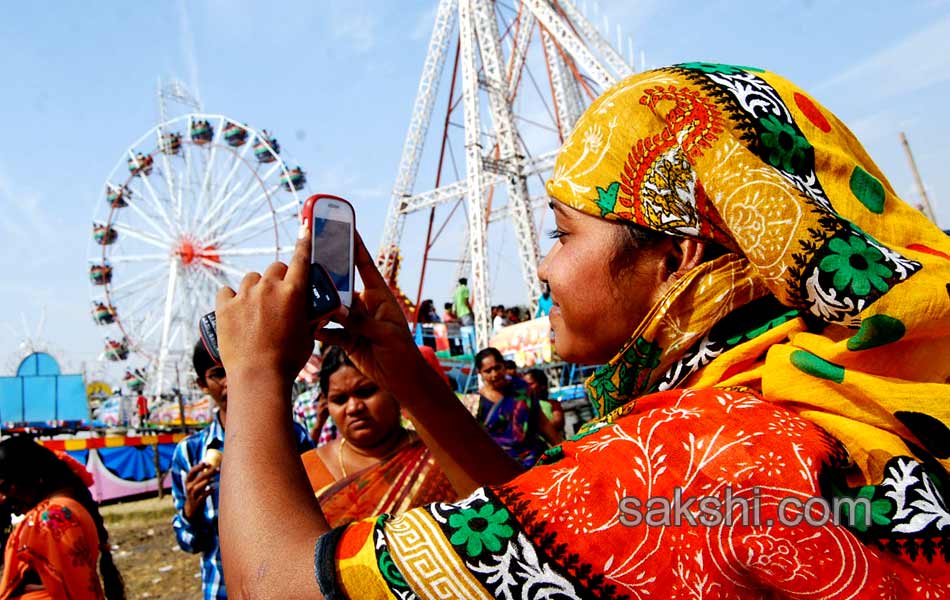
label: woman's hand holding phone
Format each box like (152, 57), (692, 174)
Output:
(313, 232), (421, 387)
(214, 224), (320, 386)
(214, 219), (420, 391)
(215, 216), (524, 510)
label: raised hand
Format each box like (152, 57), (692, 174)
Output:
(215, 224), (317, 388)
(313, 233), (421, 388)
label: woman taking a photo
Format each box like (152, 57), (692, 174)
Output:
(216, 64), (949, 598)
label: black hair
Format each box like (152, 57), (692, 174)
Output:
(525, 368), (549, 400)
(458, 278), (467, 285)
(504, 359), (517, 371)
(474, 347), (504, 371)
(319, 345), (355, 394)
(192, 339), (217, 386)
(0, 436), (126, 599)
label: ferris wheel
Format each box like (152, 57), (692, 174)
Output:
(88, 113), (308, 396)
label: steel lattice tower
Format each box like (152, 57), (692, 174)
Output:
(380, 0), (633, 350)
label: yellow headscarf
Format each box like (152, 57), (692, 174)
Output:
(546, 63), (950, 488)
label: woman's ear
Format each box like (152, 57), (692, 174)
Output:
(657, 237), (707, 285)
(674, 237), (707, 274)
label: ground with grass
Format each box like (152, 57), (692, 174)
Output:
(101, 495), (203, 599)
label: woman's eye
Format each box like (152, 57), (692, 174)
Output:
(356, 386), (378, 398)
(546, 228), (567, 240)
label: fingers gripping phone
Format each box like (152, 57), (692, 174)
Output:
(302, 194), (356, 310)
(198, 194), (355, 365)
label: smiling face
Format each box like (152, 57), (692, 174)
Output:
(326, 364), (402, 449)
(538, 201), (671, 364)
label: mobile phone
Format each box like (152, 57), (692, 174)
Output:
(197, 195), (353, 362)
(197, 264), (340, 362)
(199, 312), (222, 365)
(302, 194), (356, 308)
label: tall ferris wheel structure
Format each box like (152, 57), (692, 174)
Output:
(379, 0), (634, 350)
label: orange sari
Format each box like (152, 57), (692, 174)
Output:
(303, 438), (456, 528)
(0, 496), (103, 600)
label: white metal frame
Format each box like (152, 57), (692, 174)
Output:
(379, 0), (631, 350)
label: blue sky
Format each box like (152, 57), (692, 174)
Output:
(1, 0), (948, 383)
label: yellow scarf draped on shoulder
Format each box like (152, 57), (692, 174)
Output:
(545, 63), (950, 488)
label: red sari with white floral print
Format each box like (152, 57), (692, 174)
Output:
(318, 388), (950, 599)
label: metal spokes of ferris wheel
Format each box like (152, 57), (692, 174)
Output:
(89, 111), (308, 397)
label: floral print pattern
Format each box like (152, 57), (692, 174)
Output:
(759, 113), (812, 175)
(321, 389), (950, 598)
(448, 503), (515, 558)
(819, 234), (893, 295)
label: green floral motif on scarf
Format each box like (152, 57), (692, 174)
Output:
(819, 235), (893, 296)
(759, 114), (812, 175)
(837, 486), (893, 533)
(448, 503), (514, 558)
(587, 336), (662, 418)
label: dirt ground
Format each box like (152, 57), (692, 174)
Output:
(101, 495), (203, 599)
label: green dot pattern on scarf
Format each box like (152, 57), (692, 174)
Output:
(790, 350), (845, 383)
(850, 166), (886, 214)
(847, 314), (906, 351)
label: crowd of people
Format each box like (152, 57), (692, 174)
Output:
(417, 283), (537, 328)
(1, 63), (949, 598)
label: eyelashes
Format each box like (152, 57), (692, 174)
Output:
(546, 229), (566, 240)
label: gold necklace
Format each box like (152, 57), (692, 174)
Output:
(337, 429), (411, 478)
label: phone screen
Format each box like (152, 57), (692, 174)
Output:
(312, 217), (351, 292)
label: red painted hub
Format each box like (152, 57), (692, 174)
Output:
(175, 238), (219, 266)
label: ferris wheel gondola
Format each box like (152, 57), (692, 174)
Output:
(253, 131), (280, 163)
(89, 113), (309, 392)
(106, 185), (129, 208)
(104, 337), (130, 362)
(93, 223), (118, 245)
(123, 368), (147, 392)
(92, 302), (118, 325)
(223, 122), (249, 147)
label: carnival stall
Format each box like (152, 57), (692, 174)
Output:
(39, 433), (186, 502)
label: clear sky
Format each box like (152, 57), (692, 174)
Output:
(1, 0), (948, 384)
